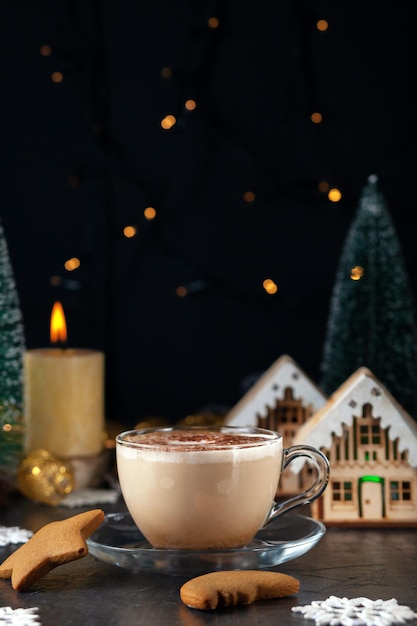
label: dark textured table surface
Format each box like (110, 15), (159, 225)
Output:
(1, 494), (417, 626)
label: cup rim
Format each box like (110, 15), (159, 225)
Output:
(116, 424), (282, 450)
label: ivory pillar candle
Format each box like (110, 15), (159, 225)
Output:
(24, 348), (105, 459)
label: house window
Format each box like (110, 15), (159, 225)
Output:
(360, 423), (381, 445)
(344, 428), (350, 460)
(393, 439), (398, 460)
(354, 404), (384, 462)
(283, 428), (296, 441)
(390, 481), (412, 502)
(329, 427), (350, 463)
(332, 481), (353, 502)
(276, 387), (305, 424)
(279, 405), (300, 424)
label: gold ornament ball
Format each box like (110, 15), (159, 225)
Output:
(17, 449), (74, 506)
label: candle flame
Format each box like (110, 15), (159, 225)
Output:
(50, 301), (67, 344)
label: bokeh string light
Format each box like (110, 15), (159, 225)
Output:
(0, 1), (411, 425)
(40, 9), (346, 303)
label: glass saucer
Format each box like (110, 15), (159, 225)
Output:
(87, 511), (326, 576)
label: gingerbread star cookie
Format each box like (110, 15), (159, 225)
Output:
(0, 509), (104, 591)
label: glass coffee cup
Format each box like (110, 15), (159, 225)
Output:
(116, 425), (330, 550)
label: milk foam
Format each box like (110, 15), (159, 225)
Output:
(117, 432), (282, 463)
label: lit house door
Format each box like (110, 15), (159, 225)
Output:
(358, 476), (385, 519)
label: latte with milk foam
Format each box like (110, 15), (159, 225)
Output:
(116, 429), (283, 550)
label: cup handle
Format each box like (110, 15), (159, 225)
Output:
(262, 445), (330, 527)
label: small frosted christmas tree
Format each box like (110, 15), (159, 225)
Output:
(0, 218), (26, 493)
(320, 175), (417, 418)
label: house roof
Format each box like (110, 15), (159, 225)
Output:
(225, 354), (327, 427)
(292, 366), (417, 467)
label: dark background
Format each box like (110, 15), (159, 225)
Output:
(1, 1), (417, 425)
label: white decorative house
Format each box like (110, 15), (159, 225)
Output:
(225, 354), (327, 494)
(293, 367), (417, 526)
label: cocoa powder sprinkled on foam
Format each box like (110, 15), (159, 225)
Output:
(124, 430), (274, 451)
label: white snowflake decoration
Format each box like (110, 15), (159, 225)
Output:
(0, 526), (33, 547)
(60, 488), (119, 508)
(0, 606), (40, 625)
(292, 596), (417, 626)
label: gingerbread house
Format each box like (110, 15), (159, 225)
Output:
(225, 355), (327, 494)
(292, 367), (417, 526)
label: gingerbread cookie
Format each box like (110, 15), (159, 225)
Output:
(0, 509), (104, 591)
(180, 570), (300, 610)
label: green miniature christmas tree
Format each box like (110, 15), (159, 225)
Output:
(0, 218), (26, 492)
(320, 175), (417, 418)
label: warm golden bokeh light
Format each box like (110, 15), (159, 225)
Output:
(144, 206), (157, 220)
(263, 279), (278, 295)
(50, 301), (67, 344)
(50, 275), (62, 286)
(208, 17), (220, 29)
(161, 115), (176, 130)
(51, 71), (63, 83)
(64, 257), (81, 271)
(3, 423), (12, 432)
(123, 225), (137, 238)
(243, 191), (256, 203)
(328, 188), (342, 202)
(161, 67), (172, 79)
(40, 45), (52, 56)
(318, 181), (330, 193)
(185, 99), (197, 111)
(176, 286), (187, 297)
(311, 112), (323, 124)
(350, 266), (365, 281)
(317, 19), (329, 31)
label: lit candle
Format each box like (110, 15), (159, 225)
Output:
(24, 302), (105, 459)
